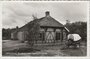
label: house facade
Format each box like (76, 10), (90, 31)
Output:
(11, 11), (69, 43)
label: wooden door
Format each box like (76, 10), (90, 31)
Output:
(17, 31), (24, 41)
(45, 31), (55, 43)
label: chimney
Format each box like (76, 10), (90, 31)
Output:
(16, 26), (19, 29)
(45, 11), (50, 17)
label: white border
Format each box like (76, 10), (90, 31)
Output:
(87, 1), (89, 57)
(0, 1), (90, 59)
(0, 1), (2, 59)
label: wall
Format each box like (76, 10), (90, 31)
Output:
(39, 27), (64, 43)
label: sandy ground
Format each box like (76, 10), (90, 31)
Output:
(2, 40), (87, 56)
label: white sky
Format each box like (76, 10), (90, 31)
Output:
(2, 2), (88, 28)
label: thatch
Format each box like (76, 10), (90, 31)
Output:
(39, 16), (64, 27)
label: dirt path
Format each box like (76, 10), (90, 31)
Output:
(2, 40), (87, 56)
(2, 40), (27, 51)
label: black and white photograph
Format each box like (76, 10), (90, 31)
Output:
(2, 1), (88, 56)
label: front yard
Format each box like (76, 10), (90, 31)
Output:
(2, 40), (87, 56)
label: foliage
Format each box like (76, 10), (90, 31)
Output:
(26, 19), (40, 46)
(65, 21), (87, 41)
(2, 28), (11, 40)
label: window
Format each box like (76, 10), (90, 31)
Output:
(39, 32), (44, 40)
(40, 33), (42, 38)
(56, 32), (60, 40)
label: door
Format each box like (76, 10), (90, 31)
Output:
(45, 31), (55, 43)
(17, 31), (24, 42)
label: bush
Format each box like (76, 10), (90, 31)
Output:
(65, 21), (87, 41)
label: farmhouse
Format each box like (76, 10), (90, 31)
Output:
(11, 11), (69, 43)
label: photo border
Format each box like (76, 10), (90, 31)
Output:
(0, 1), (89, 59)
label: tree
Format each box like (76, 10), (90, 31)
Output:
(26, 15), (40, 46)
(66, 20), (70, 25)
(2, 28), (11, 40)
(32, 14), (38, 20)
(65, 21), (87, 41)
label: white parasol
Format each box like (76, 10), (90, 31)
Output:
(68, 34), (81, 41)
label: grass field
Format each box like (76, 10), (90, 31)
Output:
(2, 40), (87, 56)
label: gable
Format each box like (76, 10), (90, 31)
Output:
(39, 16), (64, 27)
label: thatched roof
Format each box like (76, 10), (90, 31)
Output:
(39, 16), (64, 27)
(13, 11), (67, 32)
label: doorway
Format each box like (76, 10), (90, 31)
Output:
(45, 31), (55, 43)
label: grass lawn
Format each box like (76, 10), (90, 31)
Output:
(2, 40), (87, 56)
